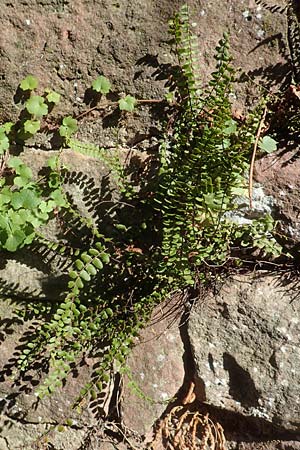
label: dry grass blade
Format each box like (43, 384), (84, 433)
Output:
(248, 106), (267, 208)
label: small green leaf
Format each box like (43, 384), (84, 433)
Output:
(118, 95), (137, 112)
(18, 165), (33, 180)
(45, 90), (61, 104)
(86, 263), (97, 276)
(75, 259), (84, 270)
(47, 156), (59, 170)
(0, 133), (9, 154)
(88, 248), (99, 256)
(165, 91), (175, 103)
(26, 96), (48, 118)
(96, 382), (102, 391)
(75, 278), (84, 289)
(59, 116), (78, 138)
(101, 311), (108, 320)
(23, 349), (31, 355)
(115, 223), (127, 231)
(90, 389), (97, 400)
(223, 119), (237, 135)
(105, 308), (113, 317)
(91, 76), (111, 94)
(50, 189), (67, 207)
(20, 75), (38, 91)
(0, 122), (13, 134)
(258, 136), (277, 154)
(69, 271), (78, 279)
(100, 252), (110, 264)
(81, 253), (92, 263)
(92, 257), (103, 270)
(8, 157), (23, 169)
(5, 230), (26, 251)
(94, 242), (104, 251)
(13, 176), (29, 188)
(79, 270), (91, 282)
(11, 189), (39, 209)
(24, 119), (40, 135)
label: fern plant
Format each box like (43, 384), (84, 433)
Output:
(154, 4), (281, 291)
(0, 4), (285, 414)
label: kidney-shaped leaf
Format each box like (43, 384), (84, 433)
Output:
(91, 76), (111, 94)
(258, 136), (277, 154)
(26, 96), (48, 118)
(59, 116), (78, 137)
(20, 75), (38, 91)
(118, 95), (137, 112)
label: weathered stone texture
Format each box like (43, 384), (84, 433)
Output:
(189, 275), (300, 433)
(255, 151), (300, 243)
(121, 300), (185, 435)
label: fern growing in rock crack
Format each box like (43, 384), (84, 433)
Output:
(0, 3), (284, 412)
(155, 4), (282, 290)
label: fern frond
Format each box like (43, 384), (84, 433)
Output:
(67, 137), (115, 165)
(67, 138), (132, 195)
(169, 4), (202, 113)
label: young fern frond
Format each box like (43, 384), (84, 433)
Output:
(169, 3), (202, 113)
(67, 137), (133, 196)
(67, 137), (110, 162)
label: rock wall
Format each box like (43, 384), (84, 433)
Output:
(1, 275), (300, 449)
(189, 275), (300, 440)
(1, 1), (299, 449)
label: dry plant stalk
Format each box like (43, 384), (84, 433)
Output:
(248, 106), (267, 208)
